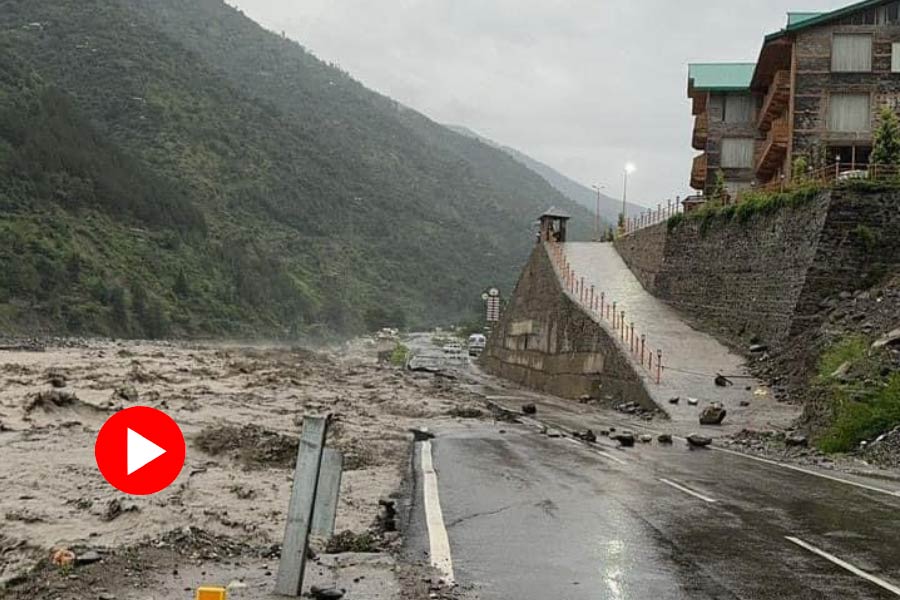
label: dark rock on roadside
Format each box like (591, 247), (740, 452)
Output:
(521, 403), (537, 415)
(687, 434), (713, 448)
(785, 434), (808, 447)
(658, 433), (673, 444)
(409, 427), (435, 441)
(749, 344), (768, 354)
(311, 586), (345, 599)
(699, 402), (727, 425)
(574, 429), (597, 443)
(613, 432), (635, 447)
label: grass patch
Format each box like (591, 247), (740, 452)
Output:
(390, 343), (410, 367)
(667, 184), (824, 234)
(814, 335), (900, 453)
(818, 374), (900, 453)
(817, 335), (869, 380)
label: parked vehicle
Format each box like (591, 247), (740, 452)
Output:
(467, 334), (486, 356)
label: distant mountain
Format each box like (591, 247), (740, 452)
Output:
(0, 0), (594, 338)
(447, 125), (643, 227)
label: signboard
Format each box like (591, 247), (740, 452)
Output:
(486, 297), (501, 323)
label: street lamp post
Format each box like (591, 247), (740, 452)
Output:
(591, 184), (605, 241)
(622, 163), (636, 233)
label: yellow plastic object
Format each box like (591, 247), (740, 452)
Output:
(196, 587), (227, 600)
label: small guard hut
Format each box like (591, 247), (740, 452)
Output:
(537, 207), (570, 244)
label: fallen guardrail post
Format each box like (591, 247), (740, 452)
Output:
(275, 415), (330, 597)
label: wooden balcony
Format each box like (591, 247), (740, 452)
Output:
(692, 112), (709, 150)
(691, 153), (708, 190)
(755, 117), (790, 180)
(757, 70), (791, 132)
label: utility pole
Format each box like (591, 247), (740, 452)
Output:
(621, 163), (636, 234)
(591, 184), (605, 241)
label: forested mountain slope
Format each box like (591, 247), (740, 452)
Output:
(0, 0), (591, 337)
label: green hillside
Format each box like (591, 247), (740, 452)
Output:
(0, 0), (591, 338)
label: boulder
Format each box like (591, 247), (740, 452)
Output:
(311, 588), (345, 600)
(687, 397), (699, 406)
(657, 433), (673, 444)
(409, 427), (435, 441)
(521, 403), (537, 415)
(873, 328), (900, 349)
(785, 434), (808, 448)
(639, 434), (653, 444)
(749, 343), (768, 354)
(686, 434), (712, 448)
(613, 432), (635, 447)
(699, 402), (727, 425)
(574, 429), (597, 443)
(668, 397), (680, 405)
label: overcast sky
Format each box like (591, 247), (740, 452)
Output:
(231, 0), (843, 207)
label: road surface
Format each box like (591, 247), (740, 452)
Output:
(561, 242), (798, 433)
(403, 334), (900, 599)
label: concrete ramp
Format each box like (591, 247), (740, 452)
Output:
(562, 242), (797, 431)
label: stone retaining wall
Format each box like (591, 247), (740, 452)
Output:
(613, 188), (900, 348)
(481, 244), (654, 407)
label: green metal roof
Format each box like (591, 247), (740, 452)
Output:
(786, 11), (825, 26)
(687, 63), (756, 91)
(767, 1), (885, 41)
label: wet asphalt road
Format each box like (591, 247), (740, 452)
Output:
(409, 425), (900, 599)
(403, 335), (900, 599)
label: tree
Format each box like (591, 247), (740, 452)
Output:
(872, 106), (900, 167)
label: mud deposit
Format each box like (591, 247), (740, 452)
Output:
(0, 339), (483, 598)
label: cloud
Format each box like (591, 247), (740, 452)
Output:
(232, 0), (846, 206)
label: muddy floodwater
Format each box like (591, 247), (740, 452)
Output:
(0, 338), (482, 598)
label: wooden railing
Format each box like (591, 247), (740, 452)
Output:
(754, 117), (790, 177)
(757, 70), (791, 131)
(692, 112), (709, 150)
(742, 162), (900, 197)
(691, 153), (708, 190)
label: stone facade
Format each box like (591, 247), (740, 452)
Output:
(481, 244), (654, 407)
(614, 188), (900, 349)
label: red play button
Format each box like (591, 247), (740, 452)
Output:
(95, 406), (186, 495)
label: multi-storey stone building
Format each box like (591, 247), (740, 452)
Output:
(689, 0), (900, 201)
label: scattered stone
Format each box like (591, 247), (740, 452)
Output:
(714, 374), (733, 387)
(668, 397), (680, 405)
(48, 375), (67, 388)
(657, 433), (673, 444)
(100, 498), (138, 522)
(686, 434), (713, 448)
(749, 343), (768, 354)
(409, 427), (435, 441)
(699, 402), (727, 425)
(687, 397), (699, 406)
(98, 593), (116, 600)
(873, 328), (900, 349)
(521, 403), (537, 415)
(574, 429), (597, 443)
(639, 434), (653, 444)
(613, 432), (635, 447)
(310, 587), (345, 600)
(786, 434), (808, 448)
(75, 550), (102, 565)
(579, 395), (593, 404)
(739, 400), (751, 407)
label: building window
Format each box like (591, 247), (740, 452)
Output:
(828, 94), (871, 132)
(721, 138), (755, 168)
(724, 94), (754, 124)
(893, 43), (900, 72)
(832, 34), (872, 72)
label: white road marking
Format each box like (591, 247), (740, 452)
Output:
(420, 441), (455, 583)
(658, 478), (717, 503)
(785, 536), (900, 596)
(713, 445), (900, 498)
(564, 434), (628, 464)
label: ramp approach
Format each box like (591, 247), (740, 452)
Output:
(550, 241), (797, 431)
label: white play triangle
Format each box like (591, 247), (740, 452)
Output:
(127, 428), (167, 475)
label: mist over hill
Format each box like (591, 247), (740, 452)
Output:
(0, 0), (592, 338)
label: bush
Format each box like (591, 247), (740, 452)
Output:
(818, 374), (900, 453)
(390, 343), (410, 367)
